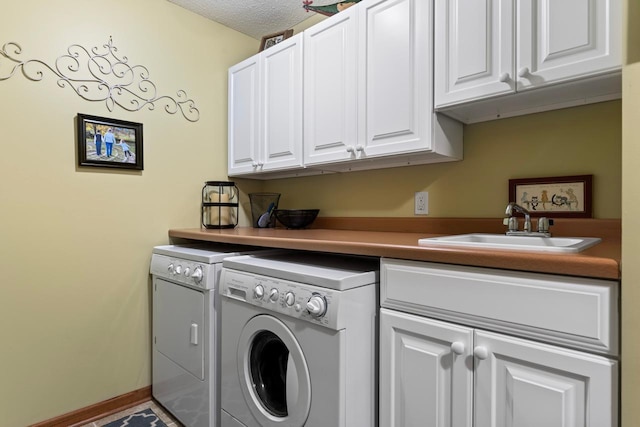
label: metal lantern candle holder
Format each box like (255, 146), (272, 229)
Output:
(201, 181), (239, 229)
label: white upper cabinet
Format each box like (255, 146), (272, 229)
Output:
(303, 6), (359, 165)
(434, 0), (515, 106)
(303, 0), (462, 171)
(358, 0), (432, 157)
(228, 34), (304, 177)
(228, 55), (261, 176)
(434, 0), (622, 123)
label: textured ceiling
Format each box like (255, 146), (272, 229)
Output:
(167, 0), (319, 40)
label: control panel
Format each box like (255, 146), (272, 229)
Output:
(150, 254), (216, 290)
(220, 268), (344, 329)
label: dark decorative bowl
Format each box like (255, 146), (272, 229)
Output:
(274, 209), (320, 229)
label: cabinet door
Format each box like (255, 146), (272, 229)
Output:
(517, 0), (622, 90)
(474, 330), (618, 427)
(260, 34), (304, 172)
(359, 0), (433, 157)
(303, 7), (359, 166)
(228, 55), (261, 176)
(434, 0), (515, 107)
(380, 308), (473, 427)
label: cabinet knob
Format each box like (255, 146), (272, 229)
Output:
(473, 346), (489, 360)
(451, 341), (465, 355)
(257, 161), (264, 167)
(346, 146), (355, 153)
(499, 72), (510, 83)
(517, 67), (530, 78)
(355, 145), (364, 152)
(251, 162), (258, 168)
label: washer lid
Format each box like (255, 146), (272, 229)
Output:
(222, 251), (379, 290)
(152, 243), (262, 263)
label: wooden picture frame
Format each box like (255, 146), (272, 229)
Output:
(77, 113), (143, 170)
(259, 29), (294, 52)
(508, 175), (593, 218)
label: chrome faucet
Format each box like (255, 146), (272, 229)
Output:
(504, 202), (553, 237)
(505, 202), (532, 233)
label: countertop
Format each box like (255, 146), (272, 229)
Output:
(169, 218), (621, 280)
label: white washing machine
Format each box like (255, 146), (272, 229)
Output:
(150, 244), (267, 427)
(219, 251), (379, 427)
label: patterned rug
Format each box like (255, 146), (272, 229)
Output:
(103, 408), (168, 427)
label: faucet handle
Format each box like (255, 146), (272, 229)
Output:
(537, 217), (554, 233)
(503, 216), (518, 232)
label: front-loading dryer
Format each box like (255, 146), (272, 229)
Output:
(219, 251), (379, 427)
(150, 243), (268, 427)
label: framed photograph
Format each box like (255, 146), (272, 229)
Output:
(259, 29), (294, 52)
(77, 113), (143, 170)
(508, 175), (593, 218)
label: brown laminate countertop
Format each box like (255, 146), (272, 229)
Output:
(169, 218), (621, 280)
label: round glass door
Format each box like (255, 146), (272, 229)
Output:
(238, 315), (311, 427)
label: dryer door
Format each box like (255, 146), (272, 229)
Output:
(237, 315), (311, 427)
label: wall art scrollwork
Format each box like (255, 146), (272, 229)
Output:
(0, 37), (200, 122)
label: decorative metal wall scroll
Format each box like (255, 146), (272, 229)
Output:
(0, 37), (200, 122)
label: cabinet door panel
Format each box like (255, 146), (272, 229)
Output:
(380, 309), (473, 427)
(517, 0), (621, 89)
(474, 330), (618, 427)
(434, 0), (514, 107)
(360, 0), (431, 156)
(228, 56), (261, 175)
(304, 8), (358, 165)
(261, 35), (303, 171)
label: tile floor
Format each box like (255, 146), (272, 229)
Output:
(78, 399), (183, 427)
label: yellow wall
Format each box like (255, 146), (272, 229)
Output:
(0, 1), (256, 425)
(265, 101), (621, 219)
(621, 0), (639, 425)
(0, 1), (630, 426)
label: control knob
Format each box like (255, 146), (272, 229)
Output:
(285, 292), (296, 307)
(306, 295), (327, 318)
(269, 288), (279, 302)
(254, 284), (265, 299)
(184, 267), (191, 277)
(191, 266), (203, 283)
(167, 263), (174, 274)
(175, 265), (182, 275)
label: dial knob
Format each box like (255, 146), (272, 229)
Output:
(191, 266), (203, 282)
(254, 284), (265, 299)
(285, 292), (296, 306)
(167, 264), (174, 274)
(175, 265), (182, 275)
(306, 295), (327, 318)
(269, 288), (279, 302)
(184, 267), (191, 277)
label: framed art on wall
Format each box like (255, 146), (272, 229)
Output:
(508, 175), (593, 218)
(259, 29), (294, 52)
(77, 113), (143, 170)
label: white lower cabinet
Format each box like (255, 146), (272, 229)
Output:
(380, 258), (619, 427)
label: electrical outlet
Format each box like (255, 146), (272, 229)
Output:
(415, 192), (428, 215)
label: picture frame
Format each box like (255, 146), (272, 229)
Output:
(508, 175), (593, 218)
(77, 113), (143, 170)
(259, 29), (294, 52)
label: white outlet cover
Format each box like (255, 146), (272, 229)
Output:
(415, 192), (428, 215)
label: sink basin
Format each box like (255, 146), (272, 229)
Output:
(418, 234), (602, 253)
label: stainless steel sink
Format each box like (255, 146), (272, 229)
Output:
(418, 233), (601, 253)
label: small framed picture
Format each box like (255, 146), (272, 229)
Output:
(259, 29), (294, 52)
(77, 113), (143, 170)
(508, 175), (593, 218)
